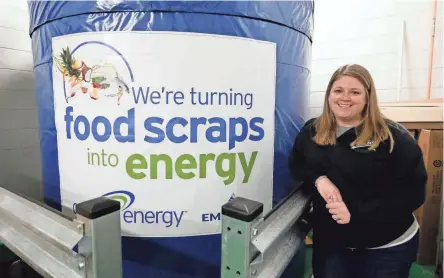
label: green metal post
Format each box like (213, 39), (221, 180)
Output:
(221, 197), (263, 278)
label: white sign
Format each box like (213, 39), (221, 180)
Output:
(52, 31), (276, 237)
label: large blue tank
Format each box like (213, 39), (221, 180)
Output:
(27, 1), (314, 277)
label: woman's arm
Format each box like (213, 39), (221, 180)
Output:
(346, 126), (427, 224)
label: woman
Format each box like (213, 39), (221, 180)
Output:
(289, 64), (427, 278)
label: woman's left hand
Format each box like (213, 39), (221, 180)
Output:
(326, 201), (351, 224)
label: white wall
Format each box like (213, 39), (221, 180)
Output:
(0, 0), (42, 200)
(310, 0), (444, 117)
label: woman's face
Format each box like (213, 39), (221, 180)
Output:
(328, 76), (367, 126)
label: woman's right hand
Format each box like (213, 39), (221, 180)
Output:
(315, 176), (342, 203)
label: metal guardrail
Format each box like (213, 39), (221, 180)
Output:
(220, 185), (312, 278)
(0, 187), (123, 278)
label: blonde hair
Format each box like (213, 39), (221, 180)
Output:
(314, 64), (394, 152)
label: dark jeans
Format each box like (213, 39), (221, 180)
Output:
(312, 231), (419, 278)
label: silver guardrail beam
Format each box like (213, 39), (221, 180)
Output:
(0, 187), (123, 278)
(220, 185), (312, 278)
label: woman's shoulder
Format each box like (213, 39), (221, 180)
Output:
(297, 117), (318, 137)
(384, 118), (413, 140)
(384, 118), (419, 151)
(292, 118), (318, 145)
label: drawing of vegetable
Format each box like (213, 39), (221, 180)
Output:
(92, 76), (105, 83)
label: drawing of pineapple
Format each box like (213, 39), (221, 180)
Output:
(55, 47), (91, 101)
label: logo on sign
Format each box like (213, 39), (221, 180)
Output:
(102, 190), (135, 210)
(54, 44), (131, 105)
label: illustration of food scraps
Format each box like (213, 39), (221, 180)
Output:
(54, 47), (130, 105)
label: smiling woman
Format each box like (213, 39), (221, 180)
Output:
(289, 64), (427, 278)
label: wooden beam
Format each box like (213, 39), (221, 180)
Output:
(399, 122), (443, 130)
(379, 100), (443, 124)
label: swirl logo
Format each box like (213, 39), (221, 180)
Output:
(103, 190), (135, 211)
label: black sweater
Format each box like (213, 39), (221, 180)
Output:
(289, 118), (427, 249)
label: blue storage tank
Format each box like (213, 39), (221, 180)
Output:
(27, 1), (314, 277)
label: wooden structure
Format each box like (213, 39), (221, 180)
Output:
(380, 99), (443, 129)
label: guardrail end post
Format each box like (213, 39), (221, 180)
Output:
(75, 196), (122, 278)
(221, 196), (263, 278)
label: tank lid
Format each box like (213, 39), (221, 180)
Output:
(27, 1), (314, 41)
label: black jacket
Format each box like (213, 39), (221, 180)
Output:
(289, 118), (427, 249)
